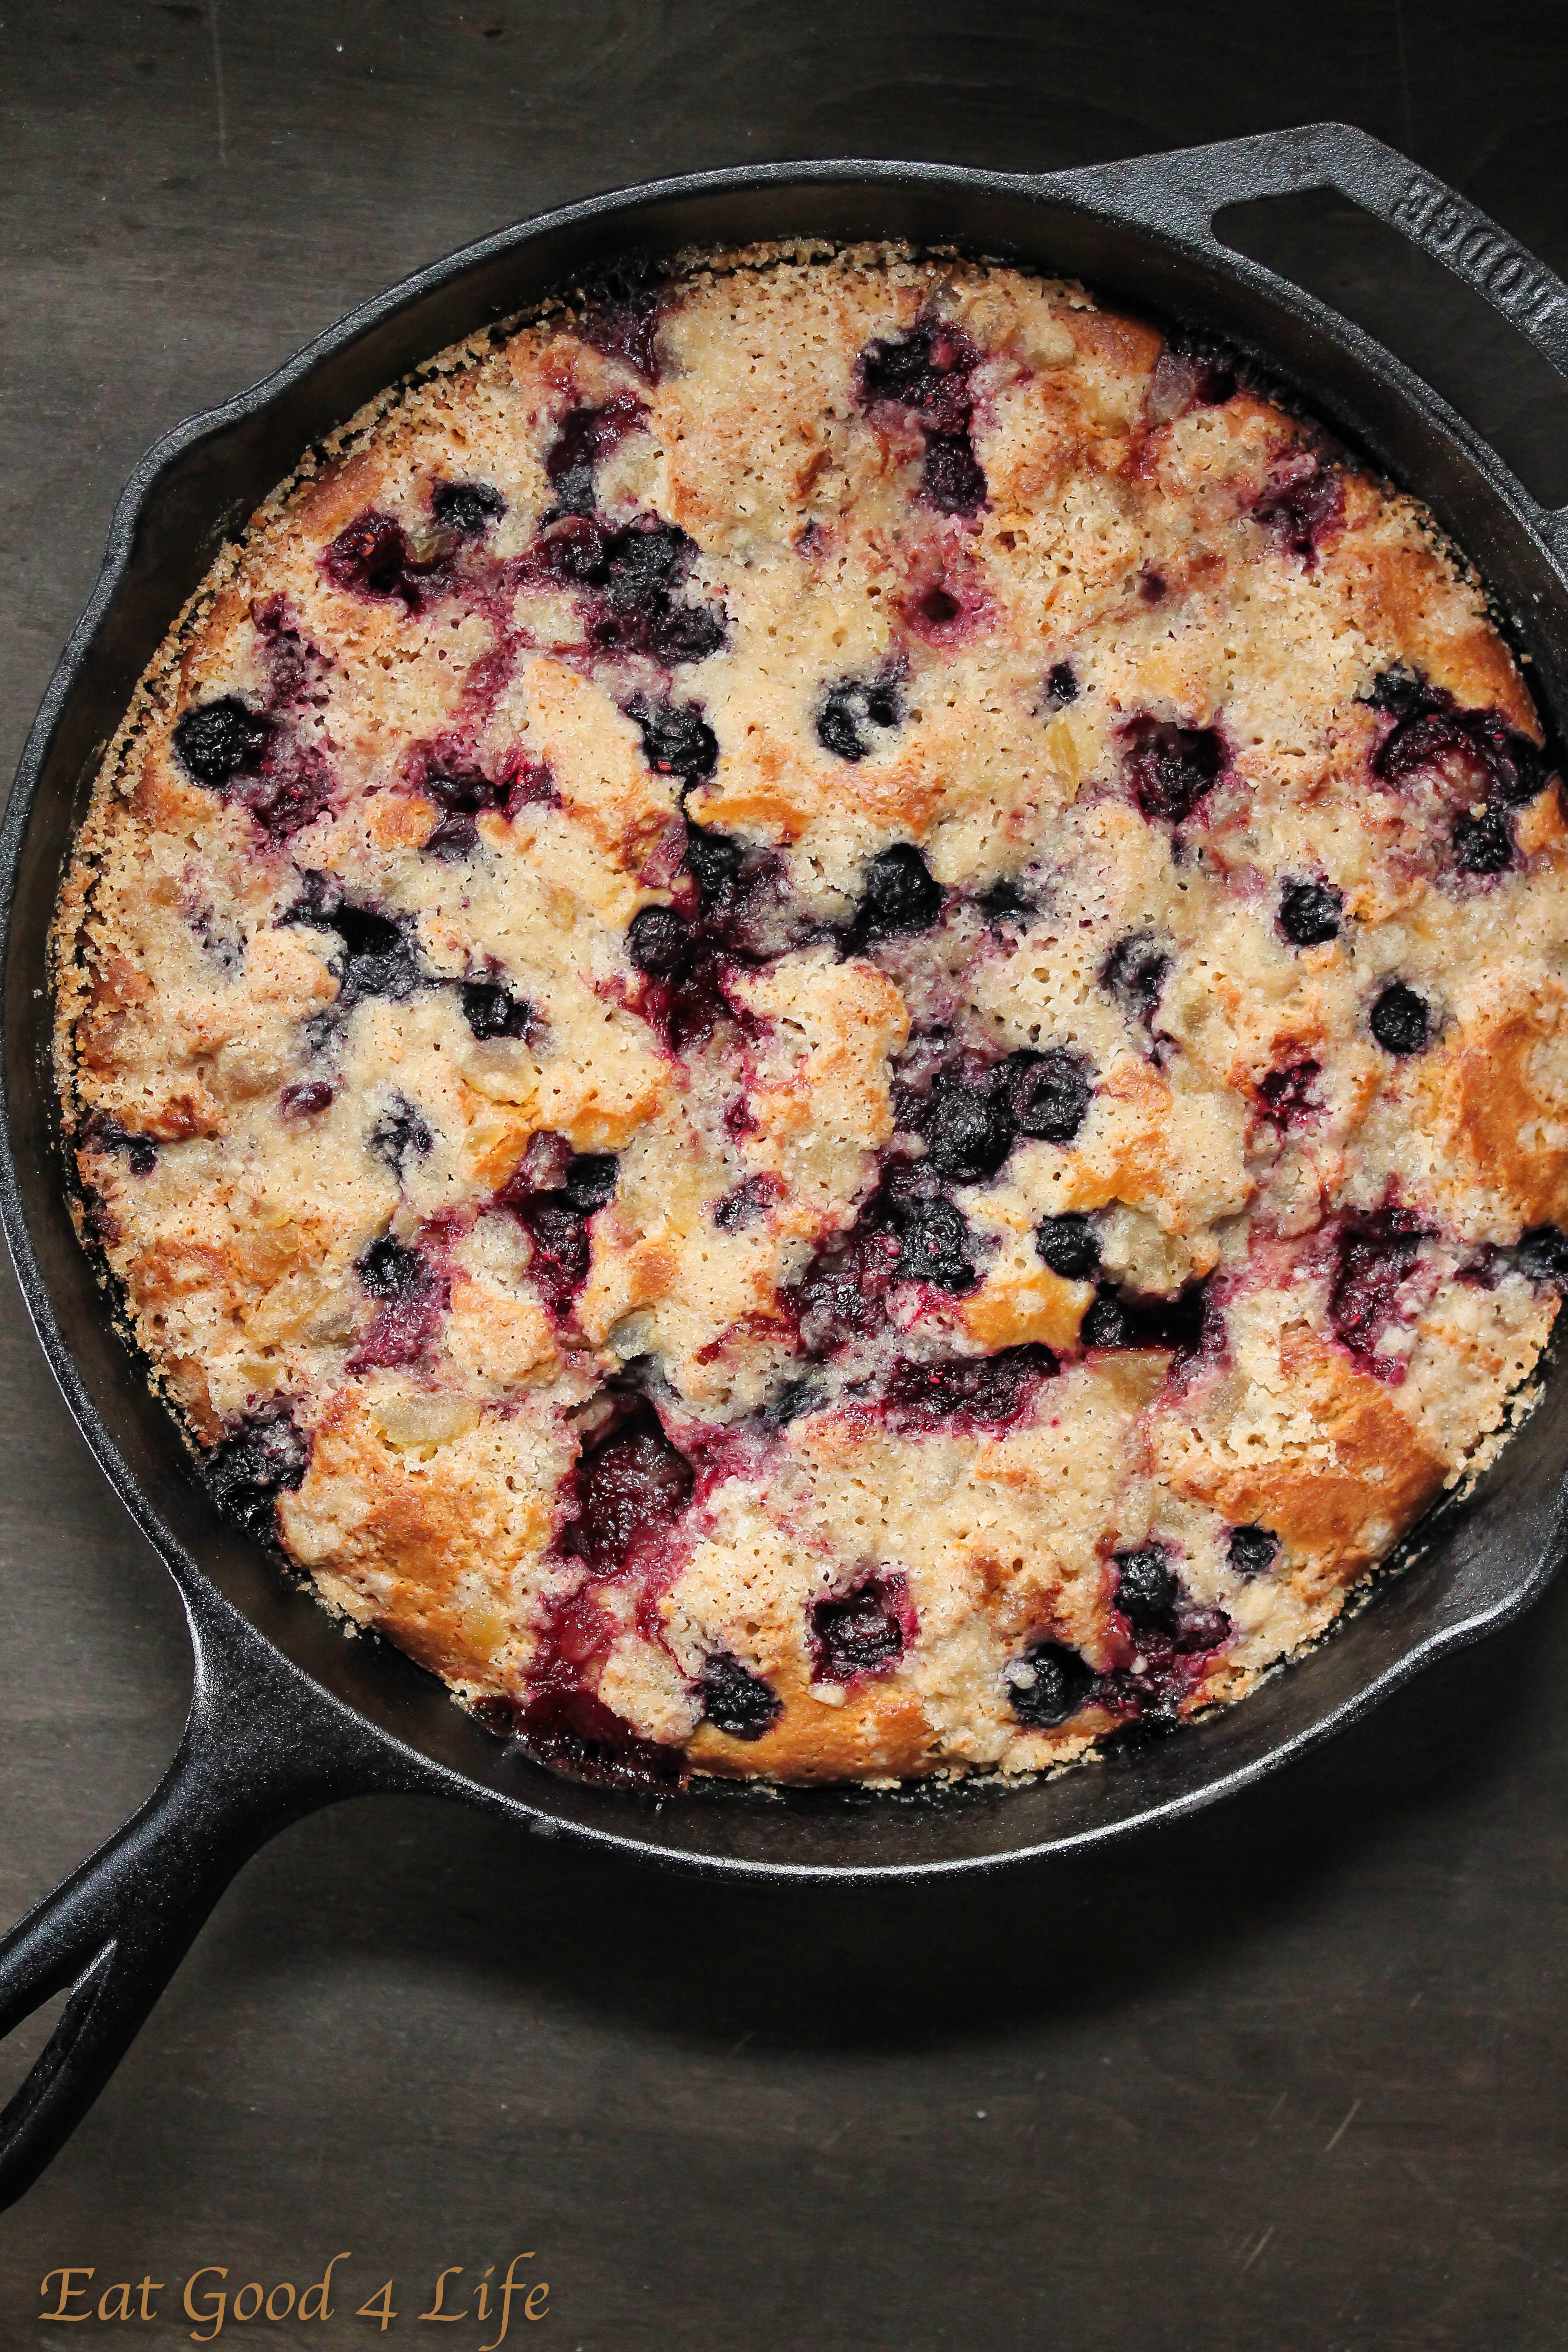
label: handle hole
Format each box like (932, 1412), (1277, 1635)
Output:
(1214, 188), (1568, 511)
(0, 1989), (70, 2111)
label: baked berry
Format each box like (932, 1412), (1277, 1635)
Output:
(921, 1075), (1014, 1182)
(357, 1234), (429, 1301)
(460, 980), (533, 1040)
(627, 903), (693, 977)
(581, 283), (667, 381)
(1279, 878), (1343, 946)
(431, 478), (506, 535)
(714, 1174), (776, 1231)
(1255, 1059), (1321, 1129)
(561, 1153), (618, 1213)
(79, 1112), (159, 1176)
(625, 692), (718, 785)
(1452, 804), (1514, 874)
(921, 432), (986, 516)
(572, 1404), (693, 1575)
(1328, 1206), (1427, 1367)
(1001, 1047), (1093, 1143)
(892, 1192), (977, 1291)
(323, 511), (431, 610)
(1044, 662), (1078, 707)
(700, 1652), (783, 1740)
(1035, 1214), (1100, 1280)
(530, 514), (727, 666)
(978, 877), (1035, 926)
(1254, 453), (1344, 562)
(858, 317), (979, 433)
(883, 1342), (1057, 1431)
(1516, 1225), (1568, 1287)
(761, 1377), (824, 1429)
(1228, 1524), (1280, 1578)
(848, 844), (944, 944)
(172, 696), (272, 789)
(1102, 932), (1170, 1025)
(205, 1406), (310, 1538)
(236, 740), (335, 843)
(1113, 1544), (1180, 1631)
(684, 823), (746, 908)
(809, 1571), (912, 1682)
(544, 394), (645, 514)
(1370, 981), (1431, 1055)
(279, 1079), (334, 1120)
(816, 673), (904, 762)
(1003, 1639), (1095, 1728)
(326, 904), (421, 1005)
(1122, 716), (1225, 826)
(369, 1094), (434, 1179)
(1081, 1279), (1207, 1354)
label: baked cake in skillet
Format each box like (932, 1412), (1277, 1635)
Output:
(53, 243), (1568, 1787)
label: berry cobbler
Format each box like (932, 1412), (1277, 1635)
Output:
(53, 244), (1568, 1788)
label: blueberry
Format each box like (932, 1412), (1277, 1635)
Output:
(1452, 805), (1514, 875)
(760, 1377), (824, 1430)
(714, 1175), (775, 1231)
(1114, 1544), (1180, 1630)
(1081, 1287), (1135, 1348)
(560, 1153), (618, 1214)
(700, 1652), (783, 1740)
(921, 433), (986, 516)
(1044, 662), (1078, 708)
(809, 1573), (909, 1681)
(172, 696), (272, 789)
(849, 844), (943, 944)
(544, 394), (645, 514)
(816, 674), (905, 763)
(1228, 1524), (1279, 1579)
(356, 1235), (429, 1301)
(1003, 1639), (1095, 1728)
(978, 877), (1035, 926)
(205, 1406), (310, 1539)
(1035, 1214), (1100, 1280)
(1516, 1226), (1568, 1287)
(892, 1193), (976, 1291)
(683, 823), (746, 908)
(1121, 717), (1224, 826)
(1279, 878), (1343, 946)
(1370, 981), (1431, 1055)
(324, 905), (420, 1005)
(369, 1094), (434, 1180)
(79, 1112), (159, 1176)
(627, 903), (693, 977)
(921, 1077), (1014, 1182)
(431, 478), (506, 536)
(625, 692), (718, 785)
(460, 980), (533, 1040)
(1001, 1048), (1093, 1144)
(1102, 932), (1170, 1025)
(581, 283), (667, 381)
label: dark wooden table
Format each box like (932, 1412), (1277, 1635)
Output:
(5, 5), (1568, 2344)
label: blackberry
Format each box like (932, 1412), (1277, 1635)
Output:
(1228, 1524), (1280, 1579)
(848, 844), (943, 944)
(1114, 1545), (1181, 1631)
(625, 692), (718, 785)
(205, 1406), (310, 1539)
(431, 478), (506, 535)
(921, 1076), (1014, 1182)
(172, 696), (271, 789)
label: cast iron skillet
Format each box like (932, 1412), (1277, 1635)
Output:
(5, 121), (1568, 2210)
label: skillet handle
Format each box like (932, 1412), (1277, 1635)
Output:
(1062, 122), (1568, 560)
(0, 1598), (407, 2210)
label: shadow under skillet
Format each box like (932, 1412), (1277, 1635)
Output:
(196, 1576), (1561, 2062)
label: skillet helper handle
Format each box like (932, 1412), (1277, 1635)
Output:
(0, 1602), (394, 2210)
(1068, 122), (1568, 556)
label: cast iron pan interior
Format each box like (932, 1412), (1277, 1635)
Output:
(4, 123), (1568, 2205)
